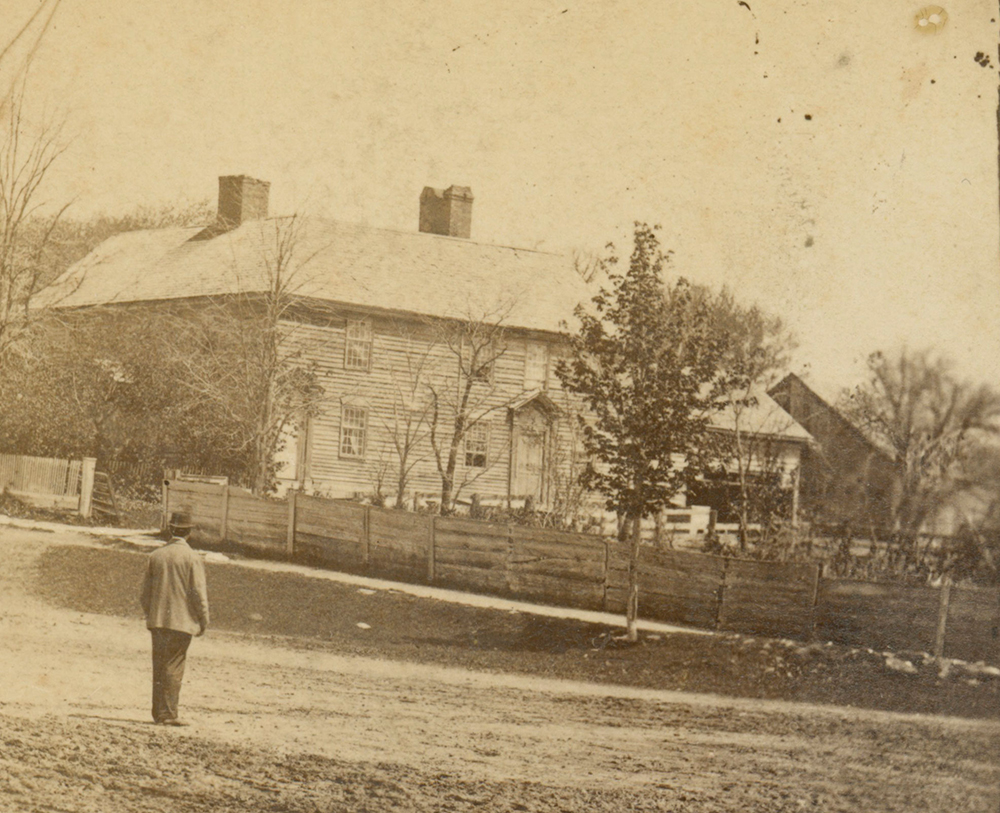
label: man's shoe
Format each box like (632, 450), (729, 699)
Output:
(159, 718), (190, 727)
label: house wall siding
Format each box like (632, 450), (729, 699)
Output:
(279, 311), (574, 504)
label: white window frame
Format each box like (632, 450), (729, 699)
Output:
(463, 422), (490, 468)
(339, 405), (368, 459)
(344, 319), (373, 371)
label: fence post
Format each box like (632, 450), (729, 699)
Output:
(934, 575), (953, 660)
(715, 556), (730, 630)
(362, 505), (371, 567)
(286, 490), (297, 557)
(807, 563), (822, 641)
(427, 514), (436, 582)
(602, 539), (610, 612)
(505, 523), (514, 592)
(79, 458), (96, 519)
(220, 481), (230, 542)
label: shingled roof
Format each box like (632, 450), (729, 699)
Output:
(708, 384), (813, 443)
(41, 216), (592, 334)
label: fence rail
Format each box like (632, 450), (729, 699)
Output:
(164, 476), (1000, 665)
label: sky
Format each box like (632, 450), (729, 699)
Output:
(4, 0), (999, 400)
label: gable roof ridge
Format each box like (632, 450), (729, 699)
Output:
(770, 372), (896, 462)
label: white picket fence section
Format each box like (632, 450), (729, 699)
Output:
(0, 454), (97, 516)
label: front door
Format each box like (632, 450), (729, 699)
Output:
(512, 406), (548, 503)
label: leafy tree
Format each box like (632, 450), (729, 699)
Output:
(557, 224), (734, 640)
(703, 288), (798, 549)
(0, 309), (197, 469)
(0, 208), (329, 497)
(0, 201), (217, 482)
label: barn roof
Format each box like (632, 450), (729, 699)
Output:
(768, 372), (895, 458)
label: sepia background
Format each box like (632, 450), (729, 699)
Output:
(2, 0), (998, 395)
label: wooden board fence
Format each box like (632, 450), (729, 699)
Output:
(434, 516), (510, 593)
(294, 494), (367, 569)
(942, 586), (1000, 664)
(606, 545), (725, 628)
(509, 525), (606, 610)
(368, 507), (432, 582)
(225, 491), (286, 555)
(719, 559), (821, 640)
(163, 478), (1000, 664)
(814, 580), (941, 654)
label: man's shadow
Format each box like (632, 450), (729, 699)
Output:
(68, 713), (156, 726)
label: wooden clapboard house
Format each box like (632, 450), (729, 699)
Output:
(43, 175), (812, 516)
(42, 177), (597, 507)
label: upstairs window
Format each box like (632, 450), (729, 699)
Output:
(345, 319), (373, 371)
(339, 405), (368, 459)
(524, 341), (549, 390)
(461, 335), (501, 385)
(464, 422), (489, 468)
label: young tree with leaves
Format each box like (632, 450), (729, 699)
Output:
(557, 224), (734, 640)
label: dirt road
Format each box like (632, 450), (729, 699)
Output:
(1, 526), (998, 812)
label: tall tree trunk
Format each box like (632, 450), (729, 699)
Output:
(440, 474), (454, 515)
(395, 466), (409, 510)
(734, 422), (750, 552)
(440, 412), (465, 515)
(625, 511), (642, 642)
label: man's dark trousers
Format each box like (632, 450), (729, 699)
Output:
(150, 628), (192, 723)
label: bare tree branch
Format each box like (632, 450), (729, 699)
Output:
(0, 85), (69, 372)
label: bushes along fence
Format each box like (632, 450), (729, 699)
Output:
(164, 476), (1000, 665)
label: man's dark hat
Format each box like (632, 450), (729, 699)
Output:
(168, 511), (194, 530)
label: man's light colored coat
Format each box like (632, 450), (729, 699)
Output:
(140, 538), (210, 635)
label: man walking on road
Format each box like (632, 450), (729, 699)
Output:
(140, 511), (210, 726)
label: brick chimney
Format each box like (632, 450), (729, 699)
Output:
(217, 175), (270, 228)
(419, 185), (473, 238)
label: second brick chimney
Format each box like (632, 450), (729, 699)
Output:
(419, 185), (473, 239)
(217, 175), (270, 228)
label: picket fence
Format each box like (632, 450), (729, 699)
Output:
(0, 454), (97, 516)
(164, 476), (1000, 665)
